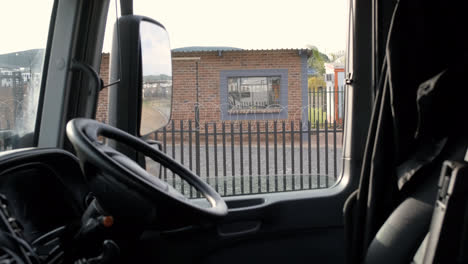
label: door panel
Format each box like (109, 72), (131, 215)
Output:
(202, 228), (344, 264)
(140, 184), (350, 264)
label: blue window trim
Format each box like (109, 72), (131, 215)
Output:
(220, 69), (289, 120)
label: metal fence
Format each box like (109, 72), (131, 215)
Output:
(308, 86), (345, 128)
(146, 86), (347, 198)
(147, 119), (344, 198)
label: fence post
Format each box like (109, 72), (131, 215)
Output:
(205, 122), (209, 184)
(222, 122), (227, 196)
(231, 122), (235, 195)
(299, 121), (303, 189)
(239, 122), (244, 194)
(180, 120), (184, 194)
(195, 120), (201, 180)
(213, 123), (218, 191)
(282, 121), (286, 190)
(248, 121), (252, 194)
(313, 90), (316, 128)
(256, 121), (261, 193)
(316, 120), (320, 188)
(163, 126), (167, 181)
(265, 120), (269, 191)
(171, 121), (176, 187)
(333, 120), (337, 181)
(273, 120), (278, 192)
(188, 120), (193, 198)
(195, 118), (201, 197)
(308, 120), (312, 188)
(325, 119), (329, 187)
(290, 120), (295, 190)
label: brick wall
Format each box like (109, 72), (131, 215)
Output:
(96, 50), (308, 131)
(96, 53), (109, 123)
(0, 85), (17, 130)
(171, 50), (307, 130)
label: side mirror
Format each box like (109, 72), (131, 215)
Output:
(139, 20), (172, 136)
(108, 16), (172, 142)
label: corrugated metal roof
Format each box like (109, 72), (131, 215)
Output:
(172, 46), (242, 52)
(172, 46), (311, 55)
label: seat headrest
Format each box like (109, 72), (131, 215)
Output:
(415, 65), (468, 140)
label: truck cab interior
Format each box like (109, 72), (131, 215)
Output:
(0, 0), (466, 263)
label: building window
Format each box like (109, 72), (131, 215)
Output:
(220, 69), (288, 120)
(227, 76), (281, 110)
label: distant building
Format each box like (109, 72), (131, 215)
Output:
(143, 80), (172, 98)
(324, 56), (345, 124)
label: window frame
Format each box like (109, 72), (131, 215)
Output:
(220, 69), (289, 120)
(227, 76), (282, 112)
(33, 0), (58, 147)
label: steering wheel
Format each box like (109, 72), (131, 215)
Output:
(66, 118), (227, 224)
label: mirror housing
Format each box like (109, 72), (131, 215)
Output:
(108, 15), (172, 142)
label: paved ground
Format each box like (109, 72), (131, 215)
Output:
(147, 145), (343, 197)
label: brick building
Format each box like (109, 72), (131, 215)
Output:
(171, 47), (310, 129)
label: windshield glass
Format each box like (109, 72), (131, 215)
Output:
(0, 0), (54, 150)
(100, 0), (348, 197)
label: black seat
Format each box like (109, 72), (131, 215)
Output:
(364, 181), (436, 263)
(359, 65), (468, 263)
(344, 0), (467, 261)
(364, 139), (468, 263)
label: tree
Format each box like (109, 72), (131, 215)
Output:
(328, 50), (345, 62)
(308, 76), (326, 92)
(306, 45), (329, 76)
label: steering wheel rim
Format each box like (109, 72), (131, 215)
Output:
(66, 118), (227, 219)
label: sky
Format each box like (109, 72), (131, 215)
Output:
(105, 0), (348, 55)
(0, 1), (54, 54)
(1, 0), (348, 56)
(140, 21), (172, 76)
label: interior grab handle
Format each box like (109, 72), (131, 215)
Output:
(217, 221), (261, 238)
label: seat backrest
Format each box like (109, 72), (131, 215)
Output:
(363, 62), (468, 263)
(364, 138), (468, 263)
(344, 0), (468, 261)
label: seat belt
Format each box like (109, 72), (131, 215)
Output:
(422, 148), (468, 263)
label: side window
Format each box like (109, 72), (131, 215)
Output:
(0, 0), (55, 151)
(131, 2), (347, 198)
